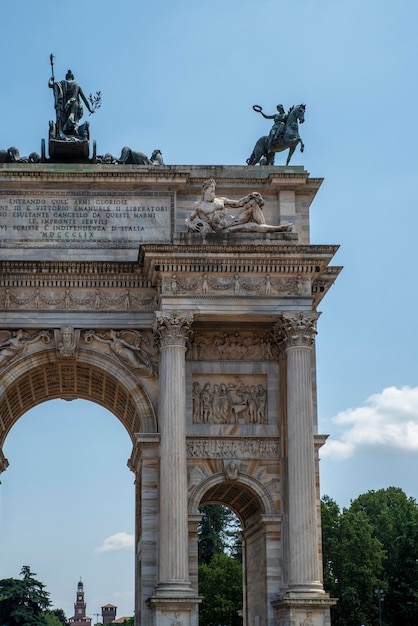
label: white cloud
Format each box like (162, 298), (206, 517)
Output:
(321, 386), (418, 459)
(96, 532), (134, 553)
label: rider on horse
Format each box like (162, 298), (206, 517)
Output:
(253, 104), (288, 150)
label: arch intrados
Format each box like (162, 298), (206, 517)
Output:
(189, 473), (275, 527)
(0, 351), (156, 446)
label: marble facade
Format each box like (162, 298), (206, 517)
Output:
(0, 162), (341, 626)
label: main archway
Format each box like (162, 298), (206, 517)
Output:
(0, 397), (136, 618)
(0, 354), (157, 449)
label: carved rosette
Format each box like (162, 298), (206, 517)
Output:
(154, 311), (193, 349)
(276, 312), (318, 349)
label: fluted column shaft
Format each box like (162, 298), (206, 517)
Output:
(154, 311), (193, 595)
(280, 313), (322, 592)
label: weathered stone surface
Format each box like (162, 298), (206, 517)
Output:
(0, 164), (340, 626)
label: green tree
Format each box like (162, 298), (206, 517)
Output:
(50, 608), (67, 626)
(350, 487), (418, 626)
(44, 613), (63, 626)
(321, 498), (385, 626)
(198, 553), (242, 626)
(198, 505), (240, 565)
(45, 609), (67, 626)
(320, 495), (341, 593)
(0, 565), (51, 626)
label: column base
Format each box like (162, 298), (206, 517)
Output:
(152, 580), (196, 597)
(272, 595), (337, 626)
(146, 594), (202, 626)
(281, 581), (327, 597)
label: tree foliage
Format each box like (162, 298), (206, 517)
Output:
(44, 613), (63, 626)
(198, 554), (242, 626)
(198, 504), (241, 565)
(0, 566), (51, 626)
(51, 608), (67, 626)
(351, 487), (418, 626)
(322, 487), (418, 626)
(197, 505), (243, 625)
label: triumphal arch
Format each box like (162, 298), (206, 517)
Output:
(0, 74), (340, 626)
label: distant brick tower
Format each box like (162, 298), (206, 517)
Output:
(68, 580), (92, 626)
(101, 604), (117, 624)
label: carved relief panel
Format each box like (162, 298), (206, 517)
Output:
(192, 374), (267, 424)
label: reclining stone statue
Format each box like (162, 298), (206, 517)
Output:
(186, 179), (293, 234)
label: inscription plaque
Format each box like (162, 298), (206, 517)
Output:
(0, 191), (173, 247)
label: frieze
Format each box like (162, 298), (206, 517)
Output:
(188, 331), (276, 361)
(186, 437), (279, 459)
(0, 287), (156, 311)
(192, 375), (267, 424)
(162, 273), (310, 296)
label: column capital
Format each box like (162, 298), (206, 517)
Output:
(154, 311), (193, 349)
(275, 312), (319, 349)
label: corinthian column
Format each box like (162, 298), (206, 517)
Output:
(153, 311), (194, 596)
(279, 312), (323, 594)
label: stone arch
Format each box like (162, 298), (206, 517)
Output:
(189, 472), (276, 527)
(0, 350), (157, 448)
(188, 472), (281, 626)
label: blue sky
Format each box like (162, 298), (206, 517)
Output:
(1, 0), (418, 619)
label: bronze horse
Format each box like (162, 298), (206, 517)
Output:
(247, 104), (305, 166)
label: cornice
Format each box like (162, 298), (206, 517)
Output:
(0, 164), (319, 194)
(139, 243), (340, 283)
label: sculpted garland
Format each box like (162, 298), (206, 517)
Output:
(0, 287), (156, 311)
(162, 273), (309, 297)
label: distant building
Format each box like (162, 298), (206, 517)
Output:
(101, 604), (117, 624)
(68, 580), (92, 626)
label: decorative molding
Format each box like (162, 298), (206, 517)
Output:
(186, 437), (279, 459)
(0, 286), (156, 311)
(162, 272), (310, 297)
(188, 331), (276, 361)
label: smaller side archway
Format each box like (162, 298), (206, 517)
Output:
(189, 473), (282, 626)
